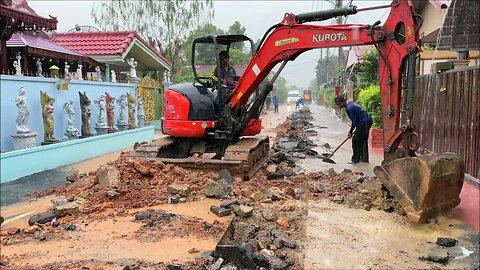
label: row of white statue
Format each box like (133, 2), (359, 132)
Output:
(12, 52), (138, 83)
(13, 86), (145, 150)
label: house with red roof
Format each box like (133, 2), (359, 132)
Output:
(51, 30), (171, 82)
(413, 0), (479, 74)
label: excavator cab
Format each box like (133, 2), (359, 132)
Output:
(191, 34), (255, 90)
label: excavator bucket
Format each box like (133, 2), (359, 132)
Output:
(373, 153), (465, 224)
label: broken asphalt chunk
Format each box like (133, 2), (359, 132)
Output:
(436, 237), (458, 247)
(28, 211), (57, 226)
(419, 249), (449, 264)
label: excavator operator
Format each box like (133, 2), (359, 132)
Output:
(211, 50), (240, 87)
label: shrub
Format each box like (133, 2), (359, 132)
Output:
(357, 84), (382, 128)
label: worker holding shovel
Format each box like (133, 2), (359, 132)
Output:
(335, 96), (373, 164)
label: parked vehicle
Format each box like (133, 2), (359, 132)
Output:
(287, 91), (300, 104)
(303, 89), (312, 104)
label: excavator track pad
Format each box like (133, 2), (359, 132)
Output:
(374, 152), (465, 223)
(129, 136), (270, 179)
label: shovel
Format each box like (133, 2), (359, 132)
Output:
(322, 136), (350, 164)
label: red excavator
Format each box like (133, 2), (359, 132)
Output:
(132, 0), (464, 223)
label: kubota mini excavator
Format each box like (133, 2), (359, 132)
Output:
(131, 0), (465, 223)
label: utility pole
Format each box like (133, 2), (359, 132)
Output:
(336, 0), (344, 85)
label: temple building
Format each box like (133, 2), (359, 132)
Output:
(1, 0), (103, 77)
(51, 30), (171, 82)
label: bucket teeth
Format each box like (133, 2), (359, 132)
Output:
(374, 152), (465, 223)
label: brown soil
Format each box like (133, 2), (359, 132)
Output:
(35, 155), (218, 213)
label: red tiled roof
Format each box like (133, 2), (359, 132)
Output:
(51, 30), (171, 67)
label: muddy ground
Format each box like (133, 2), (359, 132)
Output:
(1, 105), (479, 270)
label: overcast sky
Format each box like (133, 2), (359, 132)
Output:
(29, 0), (389, 88)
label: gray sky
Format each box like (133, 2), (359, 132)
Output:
(29, 1), (389, 88)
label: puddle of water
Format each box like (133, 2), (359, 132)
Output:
(154, 199), (231, 224)
(1, 199), (228, 267)
(1, 196), (54, 229)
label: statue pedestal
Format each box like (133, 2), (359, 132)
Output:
(128, 125), (137, 130)
(130, 77), (139, 84)
(66, 134), (79, 140)
(41, 140), (59, 146)
(95, 127), (108, 135)
(108, 127), (118, 133)
(11, 132), (38, 150)
(117, 124), (128, 131)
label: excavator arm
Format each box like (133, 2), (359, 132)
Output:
(225, 0), (420, 155)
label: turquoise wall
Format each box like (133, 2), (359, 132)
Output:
(0, 75), (137, 152)
(0, 126), (154, 183)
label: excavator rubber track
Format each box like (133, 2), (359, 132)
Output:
(129, 136), (270, 179)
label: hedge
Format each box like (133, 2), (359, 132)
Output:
(357, 84), (382, 128)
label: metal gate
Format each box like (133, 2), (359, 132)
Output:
(412, 66), (480, 178)
(136, 77), (163, 121)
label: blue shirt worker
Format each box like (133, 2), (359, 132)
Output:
(295, 97), (304, 111)
(272, 96), (279, 113)
(335, 95), (373, 164)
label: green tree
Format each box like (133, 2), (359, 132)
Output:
(91, 0), (214, 81)
(229, 48), (251, 66)
(227, 21), (246, 50)
(227, 21), (246, 35)
(355, 49), (378, 89)
(183, 23), (225, 65)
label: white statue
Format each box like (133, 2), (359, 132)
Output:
(64, 62), (70, 78)
(36, 58), (43, 77)
(127, 58), (138, 78)
(13, 53), (22, 76)
(63, 100), (80, 138)
(136, 98), (145, 127)
(117, 94), (128, 125)
(94, 94), (107, 128)
(15, 87), (30, 133)
(95, 66), (102, 82)
(76, 64), (83, 80)
(111, 70), (117, 83)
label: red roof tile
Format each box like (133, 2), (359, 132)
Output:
(51, 30), (171, 67)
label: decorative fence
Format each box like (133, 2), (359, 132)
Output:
(135, 76), (163, 122)
(412, 66), (480, 178)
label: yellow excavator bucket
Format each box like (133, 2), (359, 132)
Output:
(374, 153), (465, 223)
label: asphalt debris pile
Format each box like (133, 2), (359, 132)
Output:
(299, 168), (404, 214)
(205, 201), (305, 270)
(268, 109), (321, 179)
(35, 154), (220, 212)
